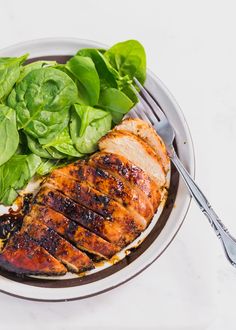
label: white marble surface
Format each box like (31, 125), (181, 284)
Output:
(0, 0), (236, 328)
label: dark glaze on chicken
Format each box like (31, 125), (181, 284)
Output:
(0, 118), (169, 276)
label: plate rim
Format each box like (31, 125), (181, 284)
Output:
(0, 38), (195, 302)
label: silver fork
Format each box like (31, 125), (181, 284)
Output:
(131, 77), (236, 267)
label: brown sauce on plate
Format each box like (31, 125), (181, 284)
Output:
(0, 194), (33, 251)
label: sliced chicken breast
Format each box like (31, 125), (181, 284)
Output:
(54, 161), (154, 222)
(30, 204), (119, 259)
(36, 186), (123, 245)
(90, 152), (161, 210)
(22, 217), (94, 273)
(0, 116), (171, 277)
(47, 173), (146, 232)
(98, 131), (166, 187)
(114, 118), (170, 173)
(0, 232), (66, 275)
(36, 185), (142, 247)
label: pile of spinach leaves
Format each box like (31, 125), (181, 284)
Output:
(0, 39), (146, 205)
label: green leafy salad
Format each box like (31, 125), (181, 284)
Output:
(0, 40), (146, 205)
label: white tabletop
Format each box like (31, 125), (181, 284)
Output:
(0, 0), (235, 329)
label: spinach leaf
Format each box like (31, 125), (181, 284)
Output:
(51, 64), (77, 83)
(0, 154), (41, 205)
(27, 134), (69, 159)
(26, 134), (54, 159)
(44, 128), (83, 157)
(54, 144), (81, 157)
(105, 40), (146, 84)
(119, 84), (138, 104)
(37, 112), (70, 145)
(97, 48), (107, 54)
(18, 60), (57, 82)
(77, 46), (140, 103)
(7, 67), (78, 142)
(0, 105), (19, 166)
(70, 104), (112, 153)
(36, 159), (70, 176)
(77, 49), (118, 89)
(66, 56), (100, 106)
(45, 147), (67, 159)
(98, 88), (133, 123)
(0, 54), (28, 100)
(15, 132), (30, 155)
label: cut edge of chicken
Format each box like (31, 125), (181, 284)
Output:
(0, 232), (67, 276)
(90, 151), (161, 210)
(114, 117), (170, 173)
(36, 183), (137, 248)
(54, 161), (154, 224)
(28, 203), (120, 260)
(22, 216), (94, 274)
(99, 130), (166, 188)
(46, 173), (147, 231)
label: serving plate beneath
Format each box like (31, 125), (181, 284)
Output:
(0, 38), (195, 301)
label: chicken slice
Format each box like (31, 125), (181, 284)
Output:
(90, 152), (161, 210)
(22, 216), (94, 273)
(42, 174), (146, 246)
(47, 172), (146, 231)
(36, 186), (138, 248)
(115, 118), (170, 173)
(54, 161), (154, 222)
(0, 232), (66, 275)
(36, 186), (123, 245)
(98, 130), (166, 187)
(29, 203), (119, 259)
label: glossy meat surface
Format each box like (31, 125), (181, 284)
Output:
(46, 174), (147, 244)
(90, 152), (161, 210)
(0, 232), (66, 275)
(54, 161), (154, 222)
(29, 203), (119, 259)
(0, 118), (169, 276)
(23, 217), (94, 273)
(36, 185), (125, 246)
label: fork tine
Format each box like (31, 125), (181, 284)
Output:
(133, 77), (167, 122)
(133, 100), (153, 123)
(128, 106), (143, 120)
(131, 106), (152, 124)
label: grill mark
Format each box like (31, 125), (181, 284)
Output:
(37, 179), (143, 247)
(54, 162), (153, 222)
(0, 232), (67, 276)
(47, 173), (146, 231)
(23, 219), (94, 273)
(91, 152), (161, 209)
(36, 189), (108, 240)
(29, 204), (119, 259)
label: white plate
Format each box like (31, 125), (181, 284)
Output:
(0, 38), (195, 301)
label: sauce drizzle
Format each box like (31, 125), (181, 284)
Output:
(0, 194), (33, 251)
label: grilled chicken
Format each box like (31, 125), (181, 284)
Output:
(22, 217), (94, 273)
(36, 186), (127, 246)
(46, 173), (147, 235)
(90, 152), (161, 210)
(29, 203), (119, 259)
(47, 172), (147, 230)
(114, 118), (170, 173)
(0, 232), (66, 275)
(99, 130), (166, 187)
(0, 118), (169, 276)
(42, 176), (146, 246)
(54, 161), (154, 222)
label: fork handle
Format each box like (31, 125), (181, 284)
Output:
(168, 146), (236, 266)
